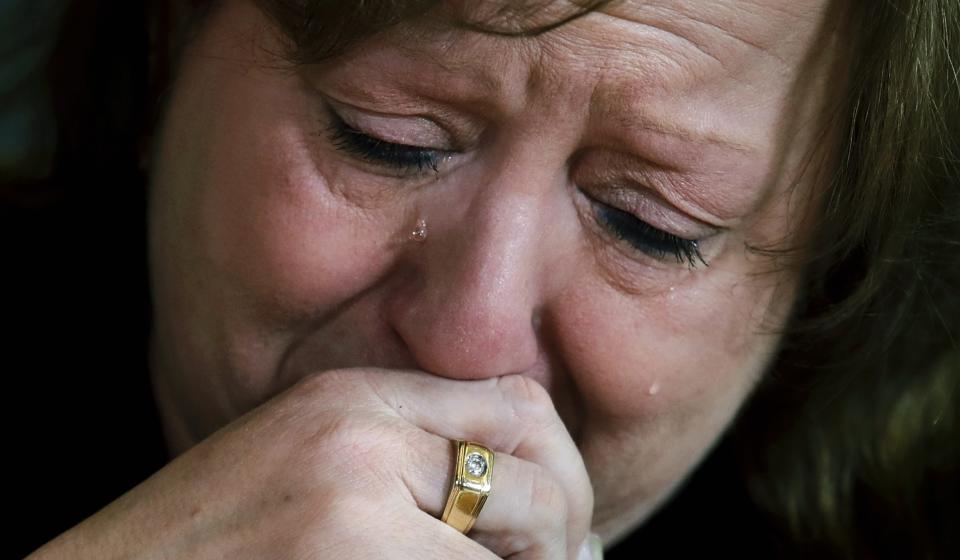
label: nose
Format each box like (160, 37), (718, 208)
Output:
(385, 184), (548, 381)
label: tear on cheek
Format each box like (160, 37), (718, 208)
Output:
(646, 380), (661, 396)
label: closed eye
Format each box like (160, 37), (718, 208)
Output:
(325, 107), (450, 174)
(583, 191), (707, 268)
(324, 103), (707, 268)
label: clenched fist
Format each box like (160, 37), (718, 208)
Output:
(29, 369), (596, 559)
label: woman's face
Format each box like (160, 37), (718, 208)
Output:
(150, 0), (845, 540)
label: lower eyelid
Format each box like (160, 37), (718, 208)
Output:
(576, 209), (694, 293)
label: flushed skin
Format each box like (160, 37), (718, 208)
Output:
(140, 0), (848, 556)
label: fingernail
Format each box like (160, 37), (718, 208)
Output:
(578, 533), (604, 560)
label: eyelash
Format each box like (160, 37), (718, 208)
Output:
(325, 110), (447, 173)
(593, 201), (707, 268)
(325, 111), (707, 268)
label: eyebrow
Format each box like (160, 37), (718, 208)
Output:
(324, 18), (760, 158)
(420, 63), (756, 155)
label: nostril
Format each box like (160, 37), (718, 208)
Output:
(532, 306), (543, 331)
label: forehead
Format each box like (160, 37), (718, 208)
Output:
(449, 0), (834, 59)
(322, 0), (844, 179)
(590, 0), (835, 59)
(353, 0), (841, 124)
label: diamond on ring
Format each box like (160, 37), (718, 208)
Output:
(465, 452), (487, 476)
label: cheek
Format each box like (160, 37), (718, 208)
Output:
(557, 261), (793, 426)
(556, 259), (797, 517)
(149, 36), (420, 430)
(192, 88), (401, 329)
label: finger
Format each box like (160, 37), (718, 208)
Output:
(399, 428), (570, 559)
(360, 369), (593, 558)
(344, 508), (502, 560)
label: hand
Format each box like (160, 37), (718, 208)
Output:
(28, 369), (595, 559)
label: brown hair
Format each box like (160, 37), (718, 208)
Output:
(738, 0), (959, 555)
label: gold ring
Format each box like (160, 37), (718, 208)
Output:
(441, 440), (494, 534)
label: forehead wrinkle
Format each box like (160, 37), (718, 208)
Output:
(596, 8), (726, 70)
(555, 2), (828, 155)
(383, 18), (551, 112)
(400, 0), (602, 101)
(584, 76), (761, 156)
(391, 32), (502, 93)
(597, 0), (826, 67)
(340, 0), (827, 155)
(649, 7), (772, 69)
(632, 117), (756, 154)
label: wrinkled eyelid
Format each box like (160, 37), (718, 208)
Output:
(322, 96), (458, 149)
(324, 110), (447, 174)
(596, 201), (707, 268)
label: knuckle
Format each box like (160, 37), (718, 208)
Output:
(310, 414), (388, 461)
(304, 417), (358, 466)
(496, 374), (552, 408)
(522, 462), (568, 530)
(301, 415), (394, 486)
(495, 374), (560, 431)
(300, 430), (401, 511)
(485, 462), (570, 559)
